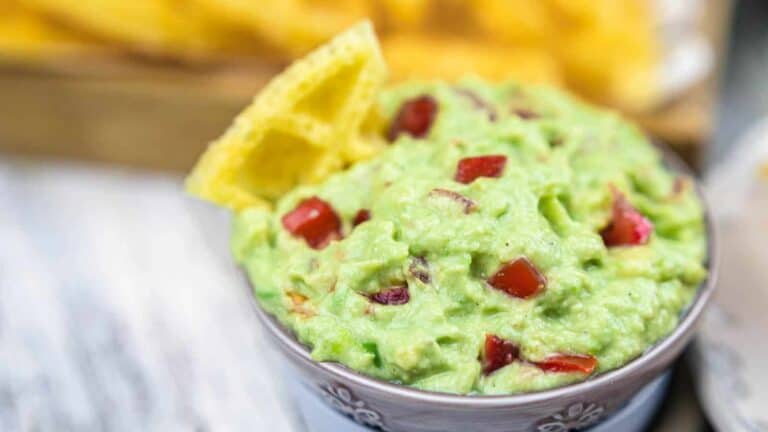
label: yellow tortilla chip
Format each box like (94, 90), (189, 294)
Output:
(0, 5), (91, 59)
(17, 0), (244, 57)
(471, 0), (551, 45)
(382, 33), (562, 85)
(378, 0), (430, 30)
(185, 20), (388, 211)
(196, 0), (371, 56)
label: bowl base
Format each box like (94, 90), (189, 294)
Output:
(288, 372), (670, 432)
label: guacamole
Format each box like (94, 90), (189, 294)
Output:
(234, 80), (707, 395)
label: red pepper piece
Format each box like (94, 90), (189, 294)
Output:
(487, 257), (546, 299)
(482, 334), (520, 375)
(535, 354), (598, 374)
(387, 95), (438, 141)
(281, 197), (342, 249)
(352, 209), (371, 227)
(600, 192), (653, 247)
(454, 155), (507, 184)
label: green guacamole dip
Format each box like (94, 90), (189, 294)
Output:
(233, 80), (707, 395)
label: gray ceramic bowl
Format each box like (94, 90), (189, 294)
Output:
(245, 150), (717, 432)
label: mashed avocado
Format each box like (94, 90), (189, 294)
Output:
(233, 80), (707, 395)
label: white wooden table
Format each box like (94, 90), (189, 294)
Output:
(0, 157), (303, 432)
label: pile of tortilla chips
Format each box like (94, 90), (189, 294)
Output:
(0, 0), (660, 112)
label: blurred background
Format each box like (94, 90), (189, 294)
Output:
(1, 0), (767, 431)
(0, 0), (734, 169)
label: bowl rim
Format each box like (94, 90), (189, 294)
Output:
(244, 146), (718, 407)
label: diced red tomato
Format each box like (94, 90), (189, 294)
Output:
(487, 257), (546, 299)
(387, 95), (438, 141)
(454, 155), (507, 184)
(600, 192), (653, 247)
(281, 197), (341, 249)
(482, 334), (520, 375)
(535, 354), (598, 374)
(352, 209), (371, 227)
